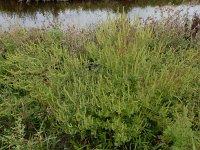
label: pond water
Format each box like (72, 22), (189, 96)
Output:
(0, 0), (200, 29)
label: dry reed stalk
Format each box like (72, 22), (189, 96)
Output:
(191, 14), (200, 40)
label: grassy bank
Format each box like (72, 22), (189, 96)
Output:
(0, 15), (199, 149)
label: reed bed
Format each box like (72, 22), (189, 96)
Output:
(0, 13), (199, 149)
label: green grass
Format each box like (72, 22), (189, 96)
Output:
(0, 14), (199, 149)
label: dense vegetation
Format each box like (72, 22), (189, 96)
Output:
(0, 14), (199, 149)
(1, 0), (199, 17)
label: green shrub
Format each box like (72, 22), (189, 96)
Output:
(0, 15), (199, 149)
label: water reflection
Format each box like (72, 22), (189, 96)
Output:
(0, 0), (200, 29)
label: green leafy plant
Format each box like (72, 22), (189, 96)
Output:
(0, 14), (199, 149)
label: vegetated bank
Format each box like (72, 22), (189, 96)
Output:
(2, 0), (199, 17)
(0, 14), (199, 149)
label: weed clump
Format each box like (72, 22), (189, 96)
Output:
(0, 14), (199, 149)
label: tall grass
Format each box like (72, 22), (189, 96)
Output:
(0, 14), (199, 149)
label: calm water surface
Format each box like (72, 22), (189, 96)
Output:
(0, 0), (200, 29)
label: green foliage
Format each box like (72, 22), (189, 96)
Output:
(0, 15), (199, 149)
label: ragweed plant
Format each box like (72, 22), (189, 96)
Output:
(0, 13), (199, 149)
